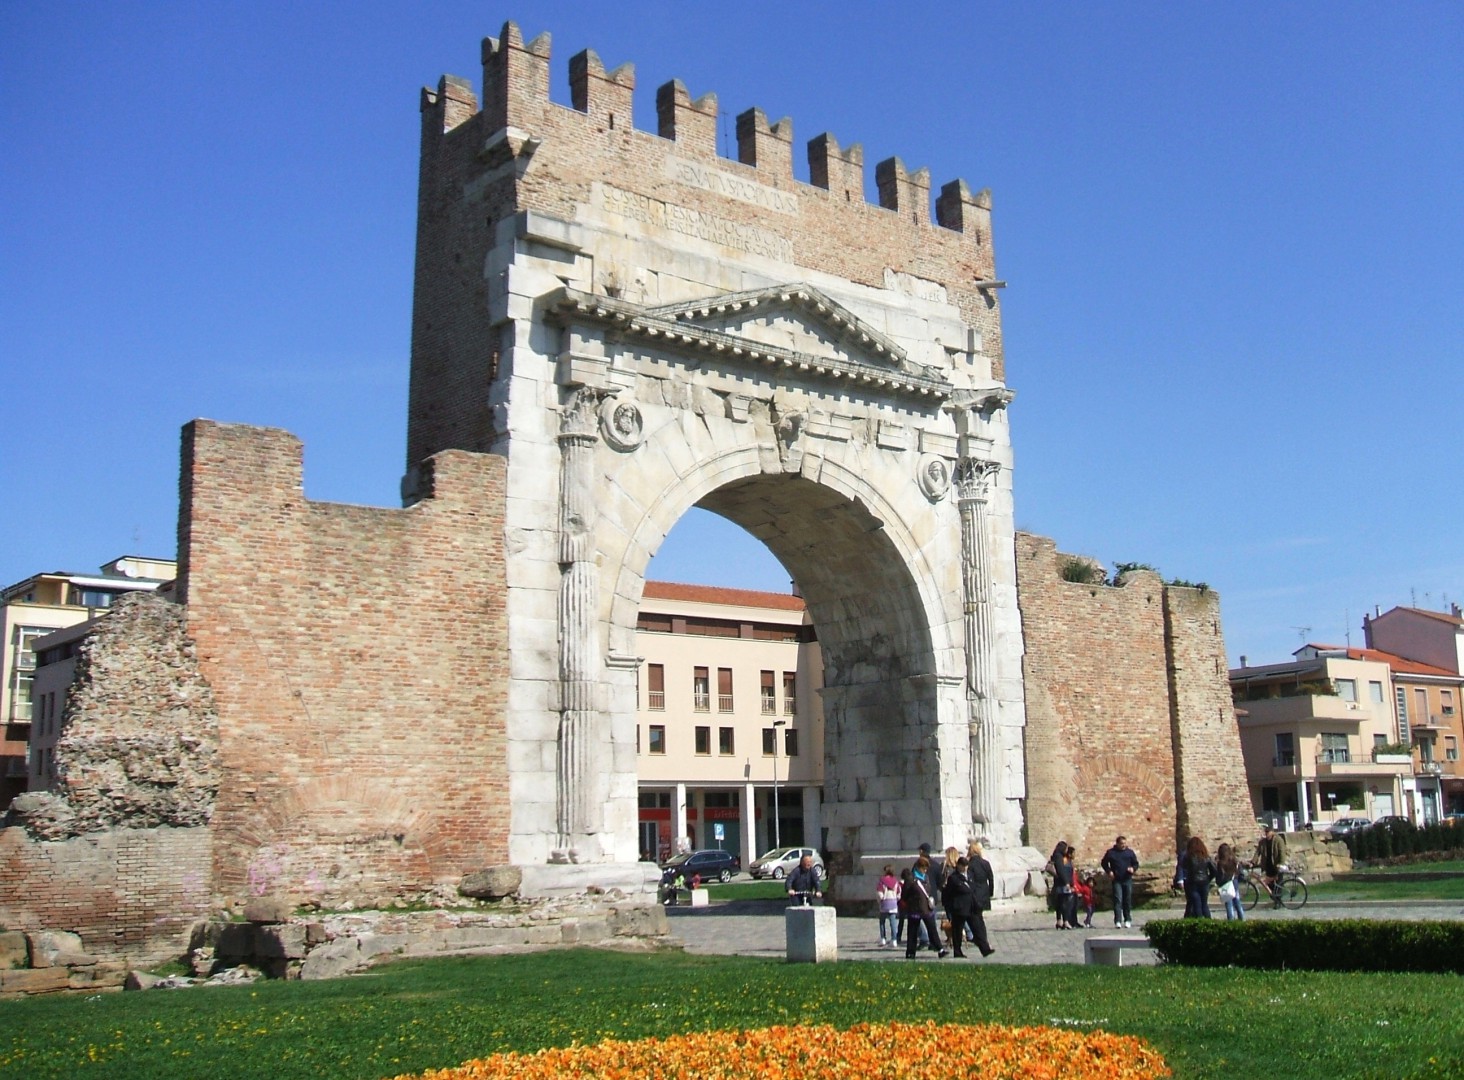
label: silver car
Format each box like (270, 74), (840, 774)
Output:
(749, 846), (823, 880)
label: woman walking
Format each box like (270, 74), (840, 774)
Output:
(1214, 843), (1245, 921)
(876, 865), (901, 946)
(903, 857), (948, 959)
(1047, 841), (1075, 929)
(1179, 836), (1217, 919)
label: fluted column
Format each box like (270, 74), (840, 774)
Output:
(555, 387), (604, 859)
(956, 456), (1002, 829)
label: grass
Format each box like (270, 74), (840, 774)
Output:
(1346, 858), (1464, 875)
(1306, 877), (1464, 901)
(2, 949), (1462, 1080)
(700, 879), (793, 901)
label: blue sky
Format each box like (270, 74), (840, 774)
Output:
(3, 2), (1461, 666)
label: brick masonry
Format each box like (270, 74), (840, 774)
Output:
(1016, 533), (1253, 865)
(176, 420), (512, 907)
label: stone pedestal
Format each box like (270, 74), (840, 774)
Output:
(785, 905), (837, 963)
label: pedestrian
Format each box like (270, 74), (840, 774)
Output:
(1178, 836), (1216, 919)
(1073, 869), (1095, 928)
(786, 854), (823, 905)
(876, 865), (900, 946)
(967, 842), (997, 955)
(1215, 842), (1245, 921)
(1046, 841), (1071, 928)
(941, 854), (996, 958)
(903, 857), (948, 959)
(939, 845), (961, 948)
(1100, 835), (1140, 928)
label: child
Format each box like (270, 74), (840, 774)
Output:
(1073, 870), (1096, 928)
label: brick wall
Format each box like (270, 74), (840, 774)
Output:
(407, 23), (1002, 466)
(178, 420), (512, 907)
(0, 825), (212, 962)
(1016, 533), (1254, 866)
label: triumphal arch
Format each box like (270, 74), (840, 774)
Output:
(405, 24), (1032, 891)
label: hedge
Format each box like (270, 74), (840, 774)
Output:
(1143, 918), (1464, 973)
(1344, 818), (1463, 861)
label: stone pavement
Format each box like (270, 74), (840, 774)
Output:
(665, 898), (1464, 966)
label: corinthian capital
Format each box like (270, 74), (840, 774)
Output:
(954, 457), (1001, 502)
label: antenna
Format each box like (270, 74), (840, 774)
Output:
(1344, 608), (1352, 649)
(1292, 626), (1312, 644)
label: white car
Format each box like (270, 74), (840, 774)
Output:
(749, 846), (823, 880)
(1328, 816), (1372, 835)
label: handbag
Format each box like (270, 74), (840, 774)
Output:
(1218, 878), (1237, 901)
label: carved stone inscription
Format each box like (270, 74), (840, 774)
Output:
(664, 157), (800, 214)
(597, 184), (794, 262)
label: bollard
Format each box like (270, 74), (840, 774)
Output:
(785, 905), (837, 962)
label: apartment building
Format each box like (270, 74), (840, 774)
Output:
(1230, 647), (1411, 827)
(634, 581), (823, 868)
(1364, 605), (1464, 819)
(0, 556), (175, 806)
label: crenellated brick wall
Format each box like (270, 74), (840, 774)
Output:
(1016, 533), (1252, 867)
(177, 420), (512, 908)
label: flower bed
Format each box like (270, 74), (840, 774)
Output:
(388, 1020), (1170, 1080)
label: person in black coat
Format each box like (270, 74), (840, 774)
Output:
(940, 855), (995, 957)
(903, 857), (948, 959)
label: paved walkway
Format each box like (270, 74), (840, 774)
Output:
(665, 898), (1464, 965)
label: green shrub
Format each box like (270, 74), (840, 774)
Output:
(1143, 918), (1464, 973)
(1059, 556), (1104, 584)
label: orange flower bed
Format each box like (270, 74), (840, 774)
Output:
(387, 1020), (1171, 1080)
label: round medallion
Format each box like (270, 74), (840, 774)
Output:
(599, 396), (645, 451)
(917, 453), (952, 500)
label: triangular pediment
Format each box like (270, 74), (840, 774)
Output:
(548, 285), (953, 401)
(647, 285), (910, 373)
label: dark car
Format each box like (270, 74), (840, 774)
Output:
(1373, 815), (1415, 830)
(660, 849), (740, 884)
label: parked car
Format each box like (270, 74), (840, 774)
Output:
(660, 849), (740, 884)
(1327, 816), (1372, 836)
(749, 846), (824, 880)
(1373, 815), (1415, 830)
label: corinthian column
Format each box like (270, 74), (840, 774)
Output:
(956, 456), (1002, 830)
(555, 388), (604, 859)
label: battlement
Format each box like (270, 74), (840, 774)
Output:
(422, 20), (992, 241)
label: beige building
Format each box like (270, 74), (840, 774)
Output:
(1, 557), (175, 806)
(634, 581), (823, 868)
(1231, 647), (1412, 827)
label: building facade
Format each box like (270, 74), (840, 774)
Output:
(633, 581), (823, 867)
(0, 557), (175, 806)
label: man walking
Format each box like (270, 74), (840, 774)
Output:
(1100, 835), (1140, 928)
(942, 852), (996, 957)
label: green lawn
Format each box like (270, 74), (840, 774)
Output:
(1346, 858), (1464, 875)
(2, 949), (1461, 1080)
(1306, 876), (1464, 901)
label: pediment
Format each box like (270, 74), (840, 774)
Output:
(647, 285), (909, 372)
(547, 284), (953, 401)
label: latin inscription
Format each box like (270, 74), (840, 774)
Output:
(665, 157), (799, 214)
(597, 184), (794, 262)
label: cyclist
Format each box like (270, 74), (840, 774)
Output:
(1254, 823), (1287, 907)
(786, 854), (823, 905)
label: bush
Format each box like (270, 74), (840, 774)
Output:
(1143, 918), (1464, 973)
(1346, 818), (1462, 861)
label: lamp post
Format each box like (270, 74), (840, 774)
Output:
(772, 719), (787, 849)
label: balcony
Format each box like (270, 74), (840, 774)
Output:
(1412, 714), (1448, 732)
(647, 691), (665, 711)
(1416, 759), (1459, 778)
(1314, 750), (1413, 778)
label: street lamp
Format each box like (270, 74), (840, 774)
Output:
(772, 719), (787, 849)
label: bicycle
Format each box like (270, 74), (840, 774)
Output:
(1238, 862), (1308, 911)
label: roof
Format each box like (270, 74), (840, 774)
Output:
(1237, 645), (1457, 681)
(1387, 606), (1464, 628)
(1344, 646), (1457, 679)
(642, 580), (806, 612)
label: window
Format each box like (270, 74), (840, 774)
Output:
(66, 586), (116, 608)
(784, 727), (799, 757)
(693, 667), (710, 712)
(762, 727), (777, 755)
(648, 725), (666, 755)
(1397, 687), (1410, 744)
(1319, 732), (1350, 764)
(1273, 732), (1295, 767)
(704, 790), (739, 808)
(1369, 680), (1385, 704)
(695, 726), (710, 755)
(1443, 690), (1455, 717)
(635, 726), (640, 753)
(1445, 736), (1458, 762)
(639, 790), (671, 809)
(8, 626), (50, 722)
(1416, 688), (1428, 725)
(718, 727), (734, 755)
(647, 664), (665, 710)
(1336, 678), (1357, 703)
(760, 670), (776, 715)
(1419, 737), (1434, 763)
(1373, 734), (1387, 753)
(717, 667), (733, 712)
(782, 671), (797, 716)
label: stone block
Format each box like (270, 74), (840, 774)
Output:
(459, 865), (523, 899)
(688, 888), (709, 908)
(26, 931), (92, 969)
(69, 962), (130, 990)
(213, 923), (256, 959)
(785, 905), (837, 963)
(255, 924), (309, 959)
(243, 897), (294, 924)
(0, 931), (28, 970)
(299, 939), (363, 981)
(0, 967), (70, 993)
(609, 902), (669, 938)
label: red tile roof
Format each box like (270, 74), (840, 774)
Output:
(1346, 646), (1457, 678)
(643, 580), (805, 612)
